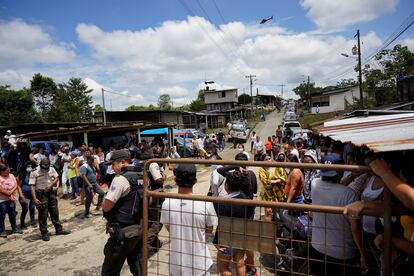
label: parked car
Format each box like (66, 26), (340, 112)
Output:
(29, 141), (62, 156)
(283, 111), (297, 122)
(282, 121), (302, 138)
(227, 124), (250, 143)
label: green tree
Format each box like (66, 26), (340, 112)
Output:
(125, 104), (159, 111)
(51, 78), (93, 122)
(238, 93), (252, 104)
(188, 90), (205, 111)
(292, 82), (322, 99)
(30, 73), (57, 121)
(336, 78), (357, 88)
(158, 94), (172, 110)
(362, 44), (414, 106)
(93, 104), (106, 113)
(0, 85), (39, 126)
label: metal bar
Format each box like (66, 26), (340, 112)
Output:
(146, 191), (381, 217)
(142, 162), (149, 276)
(141, 158), (376, 275)
(144, 158), (371, 172)
(383, 187), (392, 276)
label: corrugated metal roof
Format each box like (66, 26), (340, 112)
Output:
(316, 113), (414, 152)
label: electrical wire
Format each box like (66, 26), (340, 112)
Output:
(177, 0), (247, 76)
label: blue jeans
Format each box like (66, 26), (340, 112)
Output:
(70, 177), (80, 196)
(219, 140), (224, 150)
(0, 200), (18, 233)
(20, 191), (35, 226)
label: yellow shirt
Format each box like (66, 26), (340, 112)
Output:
(259, 167), (287, 202)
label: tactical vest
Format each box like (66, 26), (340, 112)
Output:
(103, 165), (143, 228)
(132, 159), (160, 191)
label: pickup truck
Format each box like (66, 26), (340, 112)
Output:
(282, 121), (302, 139)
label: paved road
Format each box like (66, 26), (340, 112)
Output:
(0, 111), (283, 276)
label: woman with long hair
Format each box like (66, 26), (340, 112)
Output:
(18, 161), (37, 228)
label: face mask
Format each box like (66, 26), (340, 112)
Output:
(26, 167), (32, 173)
(238, 148), (243, 152)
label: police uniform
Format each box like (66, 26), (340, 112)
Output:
(30, 159), (69, 240)
(102, 161), (143, 276)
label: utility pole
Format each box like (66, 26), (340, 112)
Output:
(356, 29), (364, 108)
(101, 88), (106, 125)
(307, 75), (310, 110)
(256, 87), (259, 111)
(245, 74), (256, 110)
(280, 84), (284, 99)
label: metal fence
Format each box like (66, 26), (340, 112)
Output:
(142, 158), (393, 276)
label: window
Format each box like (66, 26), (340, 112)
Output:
(219, 91), (226, 98)
(312, 96), (330, 107)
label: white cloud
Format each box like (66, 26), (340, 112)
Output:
(0, 19), (75, 67)
(83, 77), (145, 110)
(300, 0), (399, 31)
(403, 37), (414, 51)
(158, 86), (189, 98)
(0, 16), (387, 108)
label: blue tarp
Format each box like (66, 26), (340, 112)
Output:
(139, 128), (183, 135)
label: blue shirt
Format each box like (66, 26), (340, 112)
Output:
(79, 164), (97, 185)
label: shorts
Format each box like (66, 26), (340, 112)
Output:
(219, 247), (234, 257)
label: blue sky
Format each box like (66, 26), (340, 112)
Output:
(0, 0), (413, 109)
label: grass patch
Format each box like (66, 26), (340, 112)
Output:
(298, 111), (344, 129)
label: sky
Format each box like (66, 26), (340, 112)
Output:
(1, 0), (414, 110)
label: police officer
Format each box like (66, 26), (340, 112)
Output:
(102, 149), (143, 276)
(30, 158), (70, 241)
(136, 145), (165, 256)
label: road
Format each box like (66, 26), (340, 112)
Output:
(0, 110), (283, 276)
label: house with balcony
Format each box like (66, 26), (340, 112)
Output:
(204, 88), (238, 111)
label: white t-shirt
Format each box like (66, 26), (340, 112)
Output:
(105, 152), (115, 174)
(33, 153), (46, 164)
(253, 141), (264, 152)
(311, 178), (359, 260)
(160, 198), (218, 276)
(61, 153), (71, 172)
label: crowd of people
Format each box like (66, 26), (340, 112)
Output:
(1, 120), (413, 275)
(166, 129), (414, 275)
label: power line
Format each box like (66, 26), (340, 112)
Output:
(211, 0), (241, 53)
(177, 0), (247, 76)
(317, 11), (414, 83)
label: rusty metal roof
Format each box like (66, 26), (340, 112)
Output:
(316, 113), (414, 152)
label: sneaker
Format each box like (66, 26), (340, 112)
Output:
(84, 214), (93, 219)
(95, 205), (101, 211)
(41, 233), (50, 241)
(12, 228), (23, 234)
(246, 270), (258, 276)
(30, 223), (38, 228)
(56, 229), (71, 235)
(0, 232), (7, 238)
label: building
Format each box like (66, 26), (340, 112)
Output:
(94, 110), (227, 130)
(252, 94), (277, 107)
(397, 75), (414, 102)
(310, 85), (367, 114)
(204, 88), (238, 111)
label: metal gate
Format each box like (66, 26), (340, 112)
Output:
(142, 158), (393, 275)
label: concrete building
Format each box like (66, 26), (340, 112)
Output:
(204, 88), (238, 111)
(310, 85), (367, 114)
